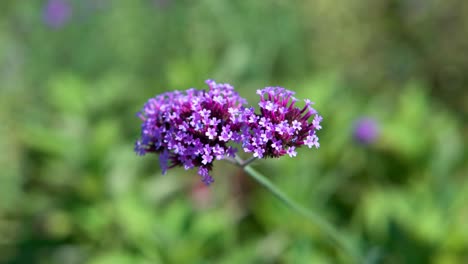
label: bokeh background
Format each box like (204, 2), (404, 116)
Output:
(1, 0), (467, 263)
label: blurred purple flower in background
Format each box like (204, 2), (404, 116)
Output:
(353, 117), (380, 144)
(43, 0), (72, 29)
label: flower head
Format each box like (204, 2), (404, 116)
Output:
(134, 80), (247, 185)
(241, 87), (322, 158)
(353, 117), (379, 144)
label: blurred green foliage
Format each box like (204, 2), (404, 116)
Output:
(0, 0), (467, 263)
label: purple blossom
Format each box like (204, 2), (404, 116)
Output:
(305, 134), (320, 149)
(201, 153), (213, 165)
(43, 0), (72, 29)
(219, 126), (232, 142)
(253, 147), (265, 158)
(198, 167), (213, 185)
(134, 80), (247, 185)
(291, 120), (302, 132)
(287, 146), (297, 157)
(226, 146), (237, 158)
(205, 127), (217, 139)
(353, 118), (379, 144)
(212, 144), (225, 160)
(241, 86), (322, 158)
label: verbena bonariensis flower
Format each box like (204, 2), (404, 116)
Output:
(135, 81), (322, 185)
(134, 80), (247, 185)
(241, 87), (321, 158)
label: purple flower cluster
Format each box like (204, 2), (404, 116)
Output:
(135, 80), (247, 184)
(135, 80), (322, 184)
(241, 87), (321, 158)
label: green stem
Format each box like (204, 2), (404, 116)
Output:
(243, 165), (360, 262)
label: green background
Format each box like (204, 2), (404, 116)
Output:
(1, 0), (467, 263)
